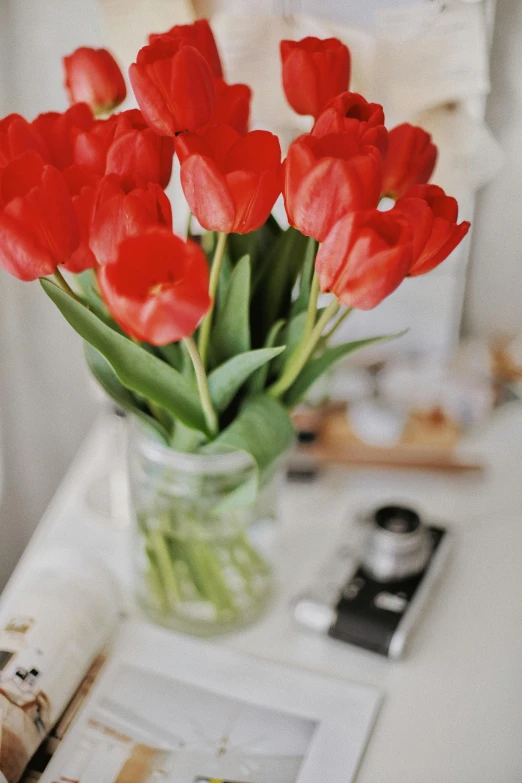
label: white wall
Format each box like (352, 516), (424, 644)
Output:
(464, 0), (522, 337)
(0, 0), (104, 586)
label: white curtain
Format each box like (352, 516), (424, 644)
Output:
(0, 0), (104, 587)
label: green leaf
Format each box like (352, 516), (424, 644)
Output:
(156, 342), (183, 371)
(41, 279), (208, 435)
(227, 215), (281, 270)
(284, 332), (407, 408)
(208, 347), (285, 413)
(76, 269), (114, 325)
(214, 250), (233, 315)
(291, 236), (318, 317)
(249, 319), (286, 394)
(84, 343), (171, 443)
(275, 311), (307, 373)
(250, 226), (309, 344)
(201, 394), (295, 475)
(211, 253), (251, 365)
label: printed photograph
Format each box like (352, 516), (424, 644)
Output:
(47, 663), (317, 783)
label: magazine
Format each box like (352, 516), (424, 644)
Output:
(0, 547), (381, 783)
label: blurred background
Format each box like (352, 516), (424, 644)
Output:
(0, 0), (520, 587)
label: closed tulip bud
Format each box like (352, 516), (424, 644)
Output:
(313, 92), (388, 156)
(97, 228), (211, 345)
(393, 184), (470, 276)
(149, 19), (223, 78)
(280, 36), (351, 118)
(283, 130), (382, 242)
(382, 123), (437, 199)
(63, 47), (127, 115)
(129, 37), (216, 137)
(0, 152), (80, 280)
(177, 125), (282, 234)
(316, 209), (413, 310)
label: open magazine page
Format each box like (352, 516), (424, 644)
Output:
(20, 656), (107, 783)
(0, 550), (119, 783)
(38, 620), (381, 783)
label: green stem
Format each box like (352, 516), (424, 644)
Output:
(303, 271), (320, 339)
(52, 267), (79, 301)
(322, 307), (353, 343)
(186, 210), (193, 239)
(183, 336), (218, 437)
(197, 231), (228, 367)
(269, 299), (340, 399)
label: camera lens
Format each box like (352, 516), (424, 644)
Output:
(375, 506), (421, 535)
(362, 505), (432, 583)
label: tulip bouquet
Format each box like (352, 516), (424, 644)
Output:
(0, 21), (470, 631)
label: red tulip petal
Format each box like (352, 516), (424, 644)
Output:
(409, 219), (470, 276)
(170, 47), (216, 132)
(282, 48), (322, 117)
(180, 154), (235, 232)
(98, 229), (210, 345)
(391, 197), (434, 264)
(28, 166), (80, 261)
(316, 211), (413, 309)
(1, 150), (45, 203)
(129, 62), (177, 137)
(224, 130), (281, 174)
(0, 209), (55, 280)
(293, 155), (380, 241)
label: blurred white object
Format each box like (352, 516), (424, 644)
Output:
(506, 334), (522, 371)
(330, 367), (375, 404)
(415, 103), (503, 197)
(452, 337), (494, 380)
(374, 1), (490, 120)
(378, 356), (494, 428)
(349, 400), (407, 447)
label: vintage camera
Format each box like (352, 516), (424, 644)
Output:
(293, 505), (452, 658)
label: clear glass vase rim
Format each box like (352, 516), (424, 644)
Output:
(130, 418), (256, 475)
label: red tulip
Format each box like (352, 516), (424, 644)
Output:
(61, 165), (101, 273)
(280, 37), (350, 118)
(177, 125), (282, 234)
(315, 210), (413, 310)
(90, 180), (172, 265)
(63, 47), (127, 115)
(393, 184), (470, 276)
(73, 110), (174, 188)
(149, 19), (223, 78)
(129, 37), (216, 137)
(382, 123), (437, 199)
(207, 78), (251, 135)
(283, 131), (382, 242)
(0, 114), (49, 170)
(313, 92), (388, 155)
(32, 103), (94, 170)
(97, 228), (211, 345)
(0, 152), (80, 281)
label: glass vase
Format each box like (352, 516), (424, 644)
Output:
(128, 419), (280, 636)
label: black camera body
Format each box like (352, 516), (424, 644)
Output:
(293, 505), (451, 658)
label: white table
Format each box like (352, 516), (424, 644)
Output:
(5, 403), (522, 783)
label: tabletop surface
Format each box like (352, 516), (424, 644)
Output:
(5, 402), (522, 783)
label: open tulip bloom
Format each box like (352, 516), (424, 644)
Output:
(0, 21), (471, 482)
